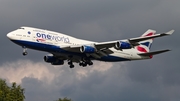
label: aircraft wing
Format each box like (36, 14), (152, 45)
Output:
(94, 41), (117, 50)
(61, 44), (114, 59)
(95, 30), (174, 49)
(128, 30), (174, 44)
(60, 30), (174, 59)
(61, 45), (82, 53)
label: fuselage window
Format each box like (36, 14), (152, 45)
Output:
(16, 34), (22, 36)
(19, 27), (25, 30)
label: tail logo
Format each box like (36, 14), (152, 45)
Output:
(136, 46), (147, 53)
(141, 42), (150, 47)
(145, 32), (153, 36)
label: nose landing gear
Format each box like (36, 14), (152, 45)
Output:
(22, 46), (28, 56)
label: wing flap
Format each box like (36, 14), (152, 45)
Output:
(138, 49), (170, 56)
(95, 41), (116, 50)
(60, 45), (82, 52)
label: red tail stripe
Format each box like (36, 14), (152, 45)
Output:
(137, 46), (147, 53)
(145, 32), (154, 36)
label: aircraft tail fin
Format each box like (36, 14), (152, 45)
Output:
(141, 29), (156, 37)
(136, 29), (156, 53)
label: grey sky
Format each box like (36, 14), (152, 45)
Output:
(0, 0), (180, 101)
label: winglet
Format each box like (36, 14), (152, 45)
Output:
(165, 30), (174, 35)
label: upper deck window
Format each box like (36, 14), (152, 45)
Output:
(19, 27), (25, 30)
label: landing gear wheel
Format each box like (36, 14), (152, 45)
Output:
(68, 61), (73, 65)
(88, 62), (93, 66)
(79, 62), (83, 66)
(22, 52), (28, 56)
(82, 62), (87, 67)
(22, 46), (28, 56)
(70, 65), (74, 68)
(68, 60), (74, 68)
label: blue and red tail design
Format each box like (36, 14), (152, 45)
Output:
(136, 29), (156, 53)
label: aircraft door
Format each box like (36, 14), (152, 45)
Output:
(31, 32), (37, 42)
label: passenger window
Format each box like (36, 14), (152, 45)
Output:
(16, 34), (22, 36)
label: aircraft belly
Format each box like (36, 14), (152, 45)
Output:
(11, 39), (87, 56)
(98, 51), (131, 62)
(99, 55), (130, 62)
(11, 40), (61, 52)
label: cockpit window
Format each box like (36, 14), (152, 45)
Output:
(19, 27), (25, 29)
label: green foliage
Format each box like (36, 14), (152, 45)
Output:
(55, 97), (72, 101)
(0, 79), (25, 101)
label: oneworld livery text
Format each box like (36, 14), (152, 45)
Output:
(36, 32), (70, 43)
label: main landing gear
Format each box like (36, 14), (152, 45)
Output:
(68, 60), (74, 68)
(79, 61), (93, 67)
(68, 59), (93, 68)
(79, 58), (93, 67)
(22, 46), (28, 56)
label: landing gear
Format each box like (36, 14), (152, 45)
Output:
(79, 62), (83, 66)
(79, 62), (87, 67)
(88, 61), (93, 66)
(23, 52), (28, 56)
(68, 58), (93, 68)
(22, 46), (28, 56)
(68, 61), (74, 68)
(70, 65), (74, 68)
(79, 58), (93, 67)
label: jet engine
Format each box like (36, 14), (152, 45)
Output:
(115, 41), (132, 49)
(80, 45), (96, 53)
(44, 56), (64, 65)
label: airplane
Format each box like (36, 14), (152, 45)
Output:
(7, 27), (174, 68)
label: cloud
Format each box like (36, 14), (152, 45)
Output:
(1, 60), (180, 101)
(0, 60), (55, 84)
(0, 60), (113, 83)
(0, 60), (114, 101)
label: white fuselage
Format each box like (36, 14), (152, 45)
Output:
(7, 27), (150, 62)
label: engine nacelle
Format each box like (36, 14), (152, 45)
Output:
(80, 45), (96, 53)
(115, 41), (132, 49)
(44, 56), (56, 63)
(44, 56), (64, 65)
(51, 60), (64, 65)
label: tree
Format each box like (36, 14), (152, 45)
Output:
(55, 97), (72, 101)
(0, 79), (25, 101)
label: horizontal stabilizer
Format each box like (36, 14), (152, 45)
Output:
(138, 49), (170, 56)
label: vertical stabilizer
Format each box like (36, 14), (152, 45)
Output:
(136, 29), (156, 53)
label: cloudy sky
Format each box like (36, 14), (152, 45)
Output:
(0, 0), (180, 101)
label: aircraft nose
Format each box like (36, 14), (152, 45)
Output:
(7, 33), (10, 38)
(7, 32), (11, 38)
(7, 32), (14, 39)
